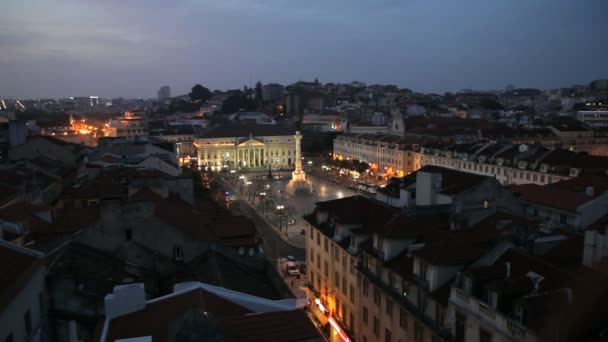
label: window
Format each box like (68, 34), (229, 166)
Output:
(386, 298), (393, 317)
(483, 200), (489, 209)
(414, 321), (424, 342)
(419, 260), (427, 281)
(435, 303), (444, 325)
(310, 249), (314, 264)
(342, 277), (347, 295)
(363, 306), (369, 324)
(363, 336), (367, 342)
(489, 290), (498, 309)
(385, 328), (392, 342)
(336, 298), (341, 318)
(455, 312), (466, 342)
(24, 310), (32, 336)
(335, 272), (340, 289)
(373, 316), (380, 336)
(317, 254), (321, 266)
(173, 245), (184, 261)
(363, 279), (369, 296)
(532, 208), (539, 217)
(373, 287), (381, 306)
(350, 285), (355, 303)
(399, 308), (408, 329)
(560, 214), (568, 224)
(310, 227), (314, 239)
(479, 328), (492, 342)
(335, 247), (340, 261)
(514, 305), (524, 322)
(5, 333), (13, 342)
(350, 313), (355, 332)
(324, 261), (328, 277)
(317, 231), (320, 245)
(124, 229), (132, 241)
(463, 276), (472, 293)
(324, 237), (328, 252)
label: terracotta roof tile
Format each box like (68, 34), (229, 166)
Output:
(104, 288), (253, 342)
(509, 184), (587, 213)
(0, 244), (42, 309)
(222, 309), (321, 342)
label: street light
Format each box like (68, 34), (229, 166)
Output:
(276, 205), (287, 235)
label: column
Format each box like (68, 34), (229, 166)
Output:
(292, 131), (305, 181)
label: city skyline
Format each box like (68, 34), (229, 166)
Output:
(1, 0), (607, 99)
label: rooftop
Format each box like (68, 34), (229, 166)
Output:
(197, 123), (294, 139)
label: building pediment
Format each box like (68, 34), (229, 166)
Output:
(238, 137), (265, 146)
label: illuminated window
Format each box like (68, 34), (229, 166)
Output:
(483, 200), (489, 209)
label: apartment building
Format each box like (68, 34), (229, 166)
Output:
(305, 167), (523, 342)
(334, 134), (424, 177)
(509, 176), (608, 230)
(449, 245), (608, 342)
(420, 141), (608, 186)
(304, 196), (396, 342)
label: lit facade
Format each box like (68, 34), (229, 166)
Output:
(107, 111), (147, 137)
(194, 125), (300, 170)
(333, 134), (422, 177)
(577, 110), (608, 128)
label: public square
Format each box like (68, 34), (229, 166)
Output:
(219, 167), (358, 252)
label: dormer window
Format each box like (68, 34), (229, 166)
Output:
(496, 158), (504, 166)
(518, 161), (527, 169)
(540, 163), (549, 173)
(569, 168), (580, 177)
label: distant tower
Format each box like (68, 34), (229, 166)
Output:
(157, 86), (171, 100)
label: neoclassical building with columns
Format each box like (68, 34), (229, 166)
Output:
(194, 124), (301, 170)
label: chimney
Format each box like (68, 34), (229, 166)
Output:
(104, 283), (146, 320)
(585, 186), (594, 196)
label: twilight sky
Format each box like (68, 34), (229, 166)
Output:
(1, 0), (607, 99)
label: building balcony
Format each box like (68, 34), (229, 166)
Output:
(450, 287), (527, 340)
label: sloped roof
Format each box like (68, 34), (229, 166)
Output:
(222, 309), (321, 342)
(315, 195), (396, 229)
(0, 243), (42, 308)
(103, 287), (253, 342)
(509, 183), (588, 213)
(417, 165), (489, 195)
(198, 124), (294, 138)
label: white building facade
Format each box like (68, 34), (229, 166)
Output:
(194, 124), (300, 170)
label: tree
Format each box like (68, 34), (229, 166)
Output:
(222, 92), (244, 114)
(479, 99), (504, 111)
(189, 84), (213, 103)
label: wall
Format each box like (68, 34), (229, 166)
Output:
(75, 200), (209, 263)
(451, 179), (522, 227)
(8, 138), (77, 166)
(577, 193), (608, 229)
(416, 171), (450, 206)
(0, 266), (45, 342)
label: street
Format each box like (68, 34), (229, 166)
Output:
(216, 169), (357, 264)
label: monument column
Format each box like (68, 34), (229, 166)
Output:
(292, 131), (305, 182)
